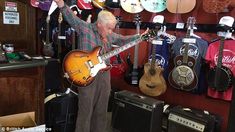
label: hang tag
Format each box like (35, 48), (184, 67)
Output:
(176, 22), (184, 29)
(58, 36), (66, 40)
(182, 38), (196, 43)
(152, 40), (163, 45)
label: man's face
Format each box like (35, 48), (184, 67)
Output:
(98, 22), (116, 38)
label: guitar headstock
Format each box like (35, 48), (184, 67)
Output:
(186, 17), (196, 30)
(141, 30), (157, 41)
(133, 14), (141, 26)
(58, 12), (63, 24)
(46, 15), (50, 24)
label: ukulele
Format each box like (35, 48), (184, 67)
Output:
(208, 37), (233, 91)
(62, 30), (157, 87)
(168, 17), (198, 91)
(139, 29), (167, 96)
(140, 0), (167, 13)
(124, 14), (143, 85)
(42, 15), (54, 57)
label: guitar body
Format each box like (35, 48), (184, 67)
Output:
(139, 63), (167, 96)
(168, 55), (198, 91)
(30, 0), (39, 8)
(63, 47), (110, 87)
(77, 0), (93, 9)
(203, 0), (231, 13)
(38, 0), (53, 11)
(208, 66), (233, 92)
(140, 0), (167, 13)
(92, 0), (106, 9)
(120, 0), (144, 13)
(105, 0), (120, 9)
(166, 0), (196, 13)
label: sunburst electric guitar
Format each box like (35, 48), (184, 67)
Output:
(139, 35), (167, 96)
(63, 30), (157, 87)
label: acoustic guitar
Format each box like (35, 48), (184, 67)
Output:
(166, 0), (196, 14)
(42, 15), (54, 57)
(62, 30), (157, 87)
(92, 0), (106, 9)
(168, 17), (198, 91)
(140, 0), (166, 13)
(120, 0), (144, 14)
(208, 37), (233, 92)
(139, 32), (167, 96)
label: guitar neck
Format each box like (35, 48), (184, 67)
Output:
(101, 37), (142, 61)
(217, 37), (225, 68)
(46, 22), (50, 44)
(182, 28), (190, 64)
(133, 23), (140, 69)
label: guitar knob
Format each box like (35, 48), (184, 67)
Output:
(188, 61), (193, 67)
(176, 60), (182, 65)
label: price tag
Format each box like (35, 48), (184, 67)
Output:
(182, 38), (196, 44)
(176, 22), (184, 29)
(152, 40), (163, 45)
(58, 36), (66, 40)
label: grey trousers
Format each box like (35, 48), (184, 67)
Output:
(75, 71), (111, 132)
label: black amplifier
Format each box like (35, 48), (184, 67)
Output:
(111, 90), (164, 132)
(167, 106), (217, 132)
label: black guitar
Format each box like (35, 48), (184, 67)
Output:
(124, 14), (143, 86)
(208, 37), (233, 92)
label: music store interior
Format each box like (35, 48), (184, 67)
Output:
(0, 0), (235, 132)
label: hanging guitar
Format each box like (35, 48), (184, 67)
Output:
(168, 17), (198, 91)
(120, 0), (144, 14)
(105, 0), (121, 9)
(42, 15), (54, 57)
(110, 16), (127, 78)
(77, 0), (93, 10)
(208, 37), (233, 92)
(62, 30), (157, 87)
(139, 27), (167, 96)
(124, 14), (143, 85)
(140, 0), (167, 13)
(38, 0), (53, 11)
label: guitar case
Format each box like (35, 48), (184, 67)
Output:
(45, 89), (78, 132)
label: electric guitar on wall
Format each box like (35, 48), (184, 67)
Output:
(42, 15), (54, 57)
(62, 30), (157, 87)
(124, 14), (143, 85)
(168, 17), (198, 91)
(77, 0), (93, 9)
(139, 31), (167, 96)
(208, 37), (233, 91)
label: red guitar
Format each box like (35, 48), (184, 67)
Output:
(30, 0), (39, 8)
(77, 0), (93, 10)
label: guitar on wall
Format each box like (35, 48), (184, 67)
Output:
(77, 0), (93, 10)
(62, 30), (157, 87)
(208, 37), (233, 92)
(42, 15), (54, 57)
(139, 28), (167, 96)
(110, 16), (128, 78)
(140, 0), (167, 13)
(124, 14), (143, 85)
(168, 17), (198, 91)
(105, 0), (120, 9)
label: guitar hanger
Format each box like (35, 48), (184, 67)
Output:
(157, 26), (176, 44)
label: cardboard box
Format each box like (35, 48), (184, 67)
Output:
(0, 112), (36, 131)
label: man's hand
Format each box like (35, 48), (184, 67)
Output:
(54, 0), (65, 8)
